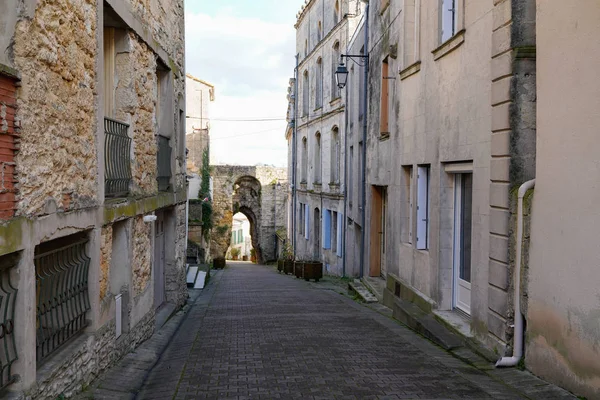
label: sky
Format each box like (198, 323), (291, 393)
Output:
(185, 0), (305, 167)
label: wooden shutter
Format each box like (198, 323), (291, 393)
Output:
(337, 213), (343, 256)
(305, 204), (310, 240)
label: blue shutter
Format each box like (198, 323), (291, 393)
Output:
(323, 210), (331, 249)
(305, 204), (310, 240)
(337, 213), (343, 256)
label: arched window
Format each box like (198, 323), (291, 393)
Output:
(316, 58), (323, 108)
(334, 1), (340, 24)
(315, 132), (322, 184)
(304, 39), (308, 57)
(331, 41), (340, 99)
(330, 126), (340, 184)
(301, 137), (308, 183)
(318, 21), (323, 42)
(302, 70), (309, 117)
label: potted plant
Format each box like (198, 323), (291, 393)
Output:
(294, 260), (305, 278)
(303, 260), (323, 282)
(213, 257), (226, 270)
(281, 242), (294, 274)
(250, 249), (257, 263)
(231, 248), (240, 261)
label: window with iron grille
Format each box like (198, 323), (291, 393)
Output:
(157, 135), (172, 192)
(0, 252), (19, 391)
(104, 117), (132, 197)
(35, 234), (91, 363)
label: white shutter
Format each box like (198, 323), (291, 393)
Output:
(337, 213), (343, 256)
(416, 166), (429, 250)
(305, 204), (310, 240)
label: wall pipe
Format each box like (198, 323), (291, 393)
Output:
(495, 178), (535, 367)
(292, 54), (299, 258)
(359, 3), (369, 278)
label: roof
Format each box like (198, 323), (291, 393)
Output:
(295, 0), (317, 28)
(185, 73), (215, 88)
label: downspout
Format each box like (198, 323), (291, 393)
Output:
(359, 3), (369, 279)
(496, 178), (535, 367)
(292, 54), (299, 258)
(341, 50), (349, 277)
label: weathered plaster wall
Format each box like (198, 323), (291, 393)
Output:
(132, 215), (152, 295)
(525, 2), (600, 398)
(165, 204), (187, 306)
(13, 0), (99, 216)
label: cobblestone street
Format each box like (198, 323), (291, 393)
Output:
(84, 262), (576, 400)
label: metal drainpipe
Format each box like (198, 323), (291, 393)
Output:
(495, 178), (535, 367)
(359, 3), (369, 279)
(292, 54), (299, 259)
(341, 54), (349, 278)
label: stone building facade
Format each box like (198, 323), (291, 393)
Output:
(211, 165), (287, 265)
(288, 0), (364, 274)
(0, 0), (187, 398)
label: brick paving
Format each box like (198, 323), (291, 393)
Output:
(83, 262), (575, 400)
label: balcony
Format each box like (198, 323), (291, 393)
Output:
(104, 117), (132, 198)
(157, 135), (172, 192)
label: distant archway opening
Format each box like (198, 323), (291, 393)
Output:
(232, 176), (263, 263)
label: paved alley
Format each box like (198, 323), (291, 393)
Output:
(86, 263), (576, 400)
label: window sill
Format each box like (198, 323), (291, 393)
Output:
(399, 61), (421, 80)
(314, 106), (323, 112)
(329, 96), (341, 105)
(379, 132), (390, 141)
(432, 30), (466, 61)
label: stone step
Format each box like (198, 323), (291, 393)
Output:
(186, 265), (199, 285)
(348, 280), (379, 303)
(193, 271), (207, 289)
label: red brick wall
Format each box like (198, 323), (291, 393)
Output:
(0, 75), (19, 220)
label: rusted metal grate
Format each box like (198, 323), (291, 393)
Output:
(105, 117), (132, 197)
(157, 135), (172, 192)
(35, 236), (91, 363)
(0, 253), (18, 391)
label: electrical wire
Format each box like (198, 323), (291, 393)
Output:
(210, 127), (283, 140)
(210, 117), (286, 122)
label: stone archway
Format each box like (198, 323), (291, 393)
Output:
(210, 165), (287, 265)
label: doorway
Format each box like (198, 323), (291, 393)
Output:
(154, 210), (166, 310)
(453, 174), (473, 314)
(314, 207), (321, 259)
(369, 186), (387, 277)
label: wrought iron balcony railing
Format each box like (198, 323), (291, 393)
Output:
(35, 236), (91, 363)
(104, 117), (132, 198)
(0, 253), (18, 391)
(157, 135), (172, 192)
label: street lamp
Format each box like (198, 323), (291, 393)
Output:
(334, 54), (369, 89)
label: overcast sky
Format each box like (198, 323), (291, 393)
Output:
(185, 0), (304, 167)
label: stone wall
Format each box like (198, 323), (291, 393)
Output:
(28, 310), (155, 400)
(165, 204), (187, 307)
(132, 216), (152, 296)
(13, 0), (99, 216)
(99, 226), (113, 301)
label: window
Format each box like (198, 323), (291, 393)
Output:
(318, 21), (323, 42)
(301, 137), (308, 183)
(416, 165), (430, 250)
(334, 1), (340, 24)
(358, 141), (363, 208)
(323, 209), (332, 249)
(316, 58), (323, 109)
(238, 230), (243, 243)
(441, 0), (457, 43)
(314, 132), (321, 184)
(330, 127), (340, 184)
(302, 70), (309, 117)
(402, 166), (414, 243)
(305, 39), (308, 57)
(331, 42), (340, 99)
(349, 146), (354, 207)
(336, 212), (343, 256)
(35, 233), (91, 362)
(403, 0), (420, 67)
(299, 203), (305, 236)
(380, 57), (390, 137)
(331, 211), (338, 251)
(305, 204), (310, 240)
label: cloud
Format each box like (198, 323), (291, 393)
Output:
(185, 7), (296, 167)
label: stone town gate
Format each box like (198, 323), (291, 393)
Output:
(211, 165), (287, 264)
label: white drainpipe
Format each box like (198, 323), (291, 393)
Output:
(496, 178), (535, 367)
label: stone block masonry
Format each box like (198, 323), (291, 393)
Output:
(133, 215), (152, 296)
(0, 75), (19, 220)
(13, 0), (98, 216)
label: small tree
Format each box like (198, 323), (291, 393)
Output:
(230, 248), (241, 260)
(198, 149), (213, 239)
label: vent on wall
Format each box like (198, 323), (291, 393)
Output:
(115, 294), (122, 338)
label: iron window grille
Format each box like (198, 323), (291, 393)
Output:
(157, 135), (172, 192)
(105, 117), (132, 197)
(35, 235), (91, 363)
(0, 253), (18, 391)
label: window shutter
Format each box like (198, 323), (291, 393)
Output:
(337, 213), (343, 256)
(416, 166), (429, 250)
(323, 210), (331, 249)
(305, 204), (310, 240)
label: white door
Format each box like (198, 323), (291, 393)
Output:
(453, 174), (473, 314)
